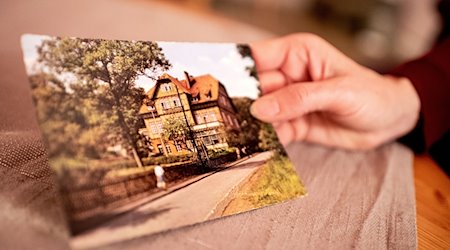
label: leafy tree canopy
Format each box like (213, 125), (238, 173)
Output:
(237, 44), (258, 80)
(162, 115), (191, 142)
(36, 37), (171, 167)
(228, 97), (262, 151)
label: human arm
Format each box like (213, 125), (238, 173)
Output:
(393, 38), (450, 170)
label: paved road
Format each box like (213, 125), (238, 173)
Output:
(72, 151), (273, 249)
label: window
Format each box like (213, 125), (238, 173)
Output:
(157, 122), (163, 133)
(211, 134), (219, 144)
(203, 136), (212, 146)
(157, 144), (163, 154)
(186, 140), (193, 149)
(175, 142), (182, 152)
(173, 97), (181, 107)
(219, 96), (226, 105)
(163, 83), (172, 92)
(166, 145), (172, 153)
(161, 102), (165, 109)
(210, 113), (217, 122)
(150, 123), (158, 134)
(220, 96), (230, 107)
(222, 112), (231, 125)
(192, 96), (199, 102)
(233, 118), (239, 127)
(221, 112), (227, 124)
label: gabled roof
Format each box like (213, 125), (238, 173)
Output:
(184, 74), (219, 103)
(143, 73), (191, 100)
(140, 73), (221, 115)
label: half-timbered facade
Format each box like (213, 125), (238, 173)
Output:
(139, 72), (240, 156)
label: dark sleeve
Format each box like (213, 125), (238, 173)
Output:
(391, 38), (450, 173)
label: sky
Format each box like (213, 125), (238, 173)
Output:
(21, 35), (260, 99)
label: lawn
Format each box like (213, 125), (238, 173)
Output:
(221, 153), (306, 215)
(249, 153), (306, 206)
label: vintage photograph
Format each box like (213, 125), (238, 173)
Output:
(21, 34), (306, 249)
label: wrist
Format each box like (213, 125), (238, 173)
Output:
(386, 75), (421, 137)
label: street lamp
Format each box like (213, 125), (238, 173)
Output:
(173, 83), (205, 166)
(146, 99), (168, 157)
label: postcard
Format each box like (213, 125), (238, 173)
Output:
(21, 34), (306, 249)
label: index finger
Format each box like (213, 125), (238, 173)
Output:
(250, 34), (311, 84)
(250, 36), (290, 72)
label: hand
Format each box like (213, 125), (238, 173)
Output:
(250, 33), (421, 150)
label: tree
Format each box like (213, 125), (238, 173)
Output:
(29, 72), (83, 158)
(229, 97), (262, 152)
(37, 37), (171, 167)
(237, 44), (258, 80)
(162, 115), (190, 142)
(258, 123), (283, 152)
(29, 72), (112, 160)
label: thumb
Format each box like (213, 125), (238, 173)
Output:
(250, 79), (350, 122)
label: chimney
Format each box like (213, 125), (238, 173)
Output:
(184, 71), (194, 89)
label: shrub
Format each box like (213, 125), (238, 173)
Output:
(142, 153), (194, 166)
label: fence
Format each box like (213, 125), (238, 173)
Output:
(59, 151), (238, 224)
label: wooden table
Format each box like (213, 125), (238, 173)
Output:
(414, 155), (450, 249)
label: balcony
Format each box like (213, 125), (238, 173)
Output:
(192, 121), (222, 131)
(162, 106), (183, 114)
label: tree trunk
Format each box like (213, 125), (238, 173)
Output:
(113, 95), (144, 168)
(160, 135), (169, 157)
(131, 146), (143, 168)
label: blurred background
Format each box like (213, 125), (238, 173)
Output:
(0, 0), (443, 130)
(154, 0), (441, 71)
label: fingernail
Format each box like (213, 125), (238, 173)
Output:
(251, 97), (280, 117)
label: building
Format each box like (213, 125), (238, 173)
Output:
(138, 72), (240, 156)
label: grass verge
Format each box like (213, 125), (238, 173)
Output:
(222, 153), (306, 215)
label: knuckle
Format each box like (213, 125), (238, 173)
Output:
(286, 33), (322, 47)
(287, 32), (318, 41)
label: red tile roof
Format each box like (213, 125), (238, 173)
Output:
(140, 73), (221, 114)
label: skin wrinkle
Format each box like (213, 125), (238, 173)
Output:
(293, 116), (310, 142)
(267, 71), (289, 92)
(250, 33), (421, 151)
(295, 38), (311, 82)
(307, 40), (321, 81)
(280, 52), (297, 85)
(291, 84), (309, 115)
(281, 35), (308, 84)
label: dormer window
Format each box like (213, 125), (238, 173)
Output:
(192, 96), (199, 102)
(162, 83), (172, 92)
(205, 90), (212, 99)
